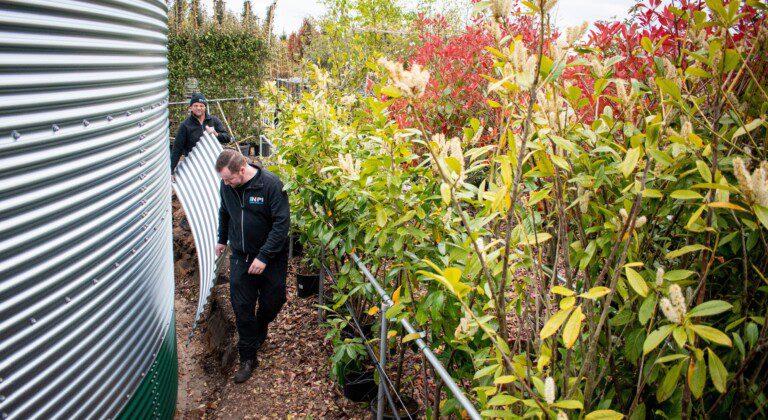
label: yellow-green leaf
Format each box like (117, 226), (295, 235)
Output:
(540, 308), (573, 340)
(644, 324), (674, 355)
(585, 410), (624, 420)
(402, 332), (422, 343)
(552, 400), (584, 409)
(670, 190), (703, 200)
(563, 305), (584, 349)
(552, 286), (575, 296)
(494, 375), (517, 385)
(625, 267), (649, 297)
(707, 348), (728, 393)
(666, 244), (708, 259)
(621, 147), (642, 178)
(579, 286), (611, 299)
(368, 306), (380, 316)
(380, 86), (402, 98)
(690, 325), (732, 346)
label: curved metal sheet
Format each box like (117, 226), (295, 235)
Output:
(0, 0), (174, 418)
(172, 132), (225, 335)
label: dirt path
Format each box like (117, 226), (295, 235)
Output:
(171, 197), (368, 419)
(213, 260), (368, 419)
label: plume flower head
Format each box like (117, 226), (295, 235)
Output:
(378, 57), (430, 99)
(544, 376), (556, 404)
(565, 21), (589, 46)
(734, 158), (768, 207)
(656, 267), (665, 287)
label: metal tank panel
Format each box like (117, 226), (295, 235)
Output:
(0, 1), (175, 418)
(172, 132), (225, 337)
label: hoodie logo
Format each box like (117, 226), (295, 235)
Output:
(249, 196), (264, 205)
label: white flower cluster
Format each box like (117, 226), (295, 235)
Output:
(490, 0), (514, 19)
(337, 153), (360, 177)
(656, 267), (665, 287)
(577, 185), (592, 213)
(432, 133), (465, 182)
(339, 93), (357, 107)
(377, 57), (430, 99)
(565, 21), (589, 46)
(618, 208), (647, 229)
(544, 376), (556, 404)
(733, 158), (768, 207)
(660, 284), (687, 324)
(615, 80), (636, 108)
(454, 315), (478, 338)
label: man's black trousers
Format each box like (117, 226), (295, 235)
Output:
(229, 252), (287, 362)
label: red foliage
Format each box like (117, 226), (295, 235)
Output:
(384, 0), (765, 132)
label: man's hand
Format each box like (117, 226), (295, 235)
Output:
(248, 258), (266, 275)
(205, 125), (218, 136)
(215, 243), (227, 257)
(171, 174), (176, 183)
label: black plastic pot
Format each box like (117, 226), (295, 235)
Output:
(255, 142), (271, 157)
(296, 273), (319, 298)
(289, 234), (304, 258)
(370, 395), (420, 419)
(343, 370), (377, 403)
(238, 144), (251, 156)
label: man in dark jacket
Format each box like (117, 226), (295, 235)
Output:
(171, 92), (230, 176)
(214, 149), (290, 383)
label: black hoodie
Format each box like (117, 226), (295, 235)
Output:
(171, 112), (230, 172)
(217, 163), (290, 263)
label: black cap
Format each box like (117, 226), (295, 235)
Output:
(190, 92), (207, 106)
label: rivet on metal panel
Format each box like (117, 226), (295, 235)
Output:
(11, 130), (21, 140)
(141, 187), (147, 192)
(140, 107), (145, 112)
(30, 318), (36, 325)
(107, 115), (113, 122)
(65, 297), (71, 303)
(93, 278), (99, 285)
(140, 134), (146, 140)
(131, 249), (137, 254)
(144, 237), (149, 242)
(153, 226), (158, 231)
(142, 224), (149, 230)
(52, 124), (60, 132)
(126, 394), (130, 399)
(141, 372), (145, 377)
(140, 148), (146, 153)
(138, 121), (145, 127)
(142, 212), (148, 218)
(82, 119), (90, 127)
(114, 262), (120, 268)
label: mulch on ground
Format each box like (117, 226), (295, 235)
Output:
(211, 259), (370, 419)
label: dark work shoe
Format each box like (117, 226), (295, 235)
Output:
(233, 358), (258, 383)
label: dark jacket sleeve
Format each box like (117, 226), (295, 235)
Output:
(256, 179), (290, 263)
(211, 116), (230, 144)
(170, 124), (187, 173)
(217, 184), (230, 245)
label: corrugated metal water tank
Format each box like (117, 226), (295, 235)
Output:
(0, 1), (176, 418)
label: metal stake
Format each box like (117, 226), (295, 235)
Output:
(318, 246), (325, 322)
(377, 302), (390, 420)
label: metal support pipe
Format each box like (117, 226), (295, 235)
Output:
(319, 246), (325, 322)
(349, 253), (481, 420)
(377, 301), (390, 420)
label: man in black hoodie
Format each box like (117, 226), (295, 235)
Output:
(214, 149), (290, 383)
(171, 92), (230, 177)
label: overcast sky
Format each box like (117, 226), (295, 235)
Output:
(204, 0), (638, 35)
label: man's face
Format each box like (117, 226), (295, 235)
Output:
(190, 102), (206, 118)
(219, 166), (247, 187)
